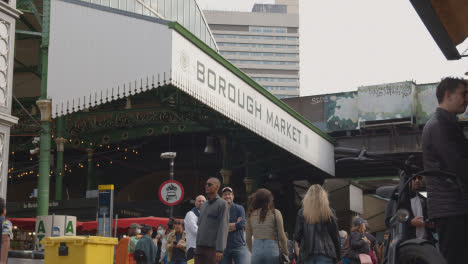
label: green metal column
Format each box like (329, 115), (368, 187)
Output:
(36, 0), (51, 216)
(54, 116), (65, 200)
(37, 121), (51, 216)
(87, 149), (94, 190)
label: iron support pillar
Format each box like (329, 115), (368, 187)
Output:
(36, 120), (51, 216)
(36, 0), (51, 217)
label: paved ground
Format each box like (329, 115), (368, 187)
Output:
(9, 258), (44, 264)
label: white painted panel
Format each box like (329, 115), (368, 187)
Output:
(349, 184), (363, 214)
(48, 0), (172, 116)
(171, 32), (335, 175)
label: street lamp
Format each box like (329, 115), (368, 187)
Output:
(161, 152), (176, 217)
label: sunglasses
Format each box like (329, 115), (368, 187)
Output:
(205, 182), (214, 187)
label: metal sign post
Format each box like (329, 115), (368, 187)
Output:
(160, 152), (177, 218)
(97, 184), (114, 237)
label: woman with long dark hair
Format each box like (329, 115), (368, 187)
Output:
(245, 188), (288, 264)
(294, 184), (341, 264)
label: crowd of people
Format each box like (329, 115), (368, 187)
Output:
(115, 178), (385, 264)
(113, 77), (467, 264)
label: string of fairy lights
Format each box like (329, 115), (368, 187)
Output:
(8, 142), (144, 183)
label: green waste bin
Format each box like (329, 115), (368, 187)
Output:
(42, 236), (118, 264)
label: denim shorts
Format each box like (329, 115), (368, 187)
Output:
(250, 239), (279, 264)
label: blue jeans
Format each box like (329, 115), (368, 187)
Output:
(221, 245), (247, 264)
(251, 239), (279, 264)
(304, 255), (334, 264)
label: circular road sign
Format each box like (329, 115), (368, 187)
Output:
(158, 180), (184, 206)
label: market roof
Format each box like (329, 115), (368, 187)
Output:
(410, 0), (468, 60)
(45, 0), (335, 176)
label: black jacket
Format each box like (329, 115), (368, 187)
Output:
(343, 231), (370, 260)
(293, 209), (341, 263)
(422, 108), (468, 219)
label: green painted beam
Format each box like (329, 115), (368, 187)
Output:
(352, 176), (399, 182)
(19, 16), (39, 32)
(26, 0), (42, 28)
(15, 30), (42, 36)
(14, 58), (41, 78)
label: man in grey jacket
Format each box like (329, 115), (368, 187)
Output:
(195, 177), (229, 264)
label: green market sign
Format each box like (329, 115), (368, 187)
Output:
(171, 31), (335, 175)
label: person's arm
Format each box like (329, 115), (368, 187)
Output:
(1, 234), (9, 264)
(293, 210), (303, 244)
(276, 210), (289, 256)
(328, 217), (341, 260)
(177, 234), (187, 252)
(216, 202), (230, 253)
(184, 212), (198, 237)
(165, 233), (174, 250)
(349, 232), (367, 250)
(246, 217), (253, 252)
(159, 238), (166, 262)
(235, 206), (246, 231)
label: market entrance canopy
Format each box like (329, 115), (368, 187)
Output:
(410, 0), (468, 60)
(47, 0), (335, 176)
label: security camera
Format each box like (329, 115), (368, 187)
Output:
(160, 152), (176, 159)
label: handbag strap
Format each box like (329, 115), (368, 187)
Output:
(273, 209), (281, 245)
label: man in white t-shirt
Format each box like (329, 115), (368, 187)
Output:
(184, 195), (206, 260)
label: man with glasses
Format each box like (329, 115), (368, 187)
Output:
(195, 177), (229, 264)
(408, 176), (433, 240)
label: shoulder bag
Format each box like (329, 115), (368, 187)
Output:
(273, 210), (290, 264)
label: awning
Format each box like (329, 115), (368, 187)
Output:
(8, 218), (37, 231)
(46, 0), (336, 176)
(79, 217), (173, 232)
(410, 0), (468, 60)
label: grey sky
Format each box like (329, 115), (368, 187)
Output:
(197, 0), (468, 96)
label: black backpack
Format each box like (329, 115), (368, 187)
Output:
(133, 249), (147, 261)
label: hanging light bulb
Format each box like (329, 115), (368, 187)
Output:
(204, 136), (216, 154)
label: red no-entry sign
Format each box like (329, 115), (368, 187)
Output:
(158, 180), (184, 206)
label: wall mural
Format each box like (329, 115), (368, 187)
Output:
(357, 82), (415, 126)
(325, 92), (358, 131)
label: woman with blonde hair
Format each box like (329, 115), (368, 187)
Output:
(246, 188), (288, 264)
(293, 184), (341, 264)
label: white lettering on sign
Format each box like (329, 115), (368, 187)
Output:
(171, 31), (335, 176)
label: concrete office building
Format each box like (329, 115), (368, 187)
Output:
(204, 0), (300, 99)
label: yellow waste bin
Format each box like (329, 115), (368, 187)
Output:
(41, 236), (118, 264)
